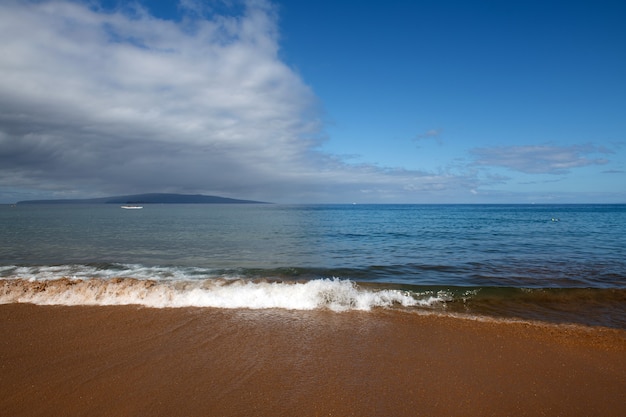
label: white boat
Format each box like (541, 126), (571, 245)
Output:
(121, 205), (143, 209)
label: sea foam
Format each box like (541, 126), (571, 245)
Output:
(0, 276), (447, 311)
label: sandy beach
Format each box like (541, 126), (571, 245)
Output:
(1, 304), (624, 416)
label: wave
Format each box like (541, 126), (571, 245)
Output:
(0, 264), (216, 281)
(0, 276), (448, 311)
(2, 264), (625, 328)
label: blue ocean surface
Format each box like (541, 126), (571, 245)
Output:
(1, 204), (625, 328)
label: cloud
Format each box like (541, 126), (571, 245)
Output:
(470, 144), (610, 175)
(0, 0), (479, 203)
(413, 128), (443, 145)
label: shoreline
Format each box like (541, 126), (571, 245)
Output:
(1, 304), (625, 416)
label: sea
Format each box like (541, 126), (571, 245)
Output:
(1, 203), (625, 329)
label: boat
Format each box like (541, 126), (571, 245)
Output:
(121, 205), (143, 209)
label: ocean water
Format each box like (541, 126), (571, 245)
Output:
(1, 203), (625, 328)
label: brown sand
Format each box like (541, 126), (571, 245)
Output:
(1, 304), (624, 417)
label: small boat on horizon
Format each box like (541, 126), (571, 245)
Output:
(121, 205), (143, 209)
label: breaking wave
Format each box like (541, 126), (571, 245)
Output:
(0, 276), (448, 311)
(2, 264), (624, 328)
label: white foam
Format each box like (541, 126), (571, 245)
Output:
(0, 277), (448, 312)
(1, 264), (219, 282)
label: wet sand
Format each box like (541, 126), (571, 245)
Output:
(1, 304), (625, 416)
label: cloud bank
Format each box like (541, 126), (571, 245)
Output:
(0, 0), (469, 203)
(0, 1), (313, 198)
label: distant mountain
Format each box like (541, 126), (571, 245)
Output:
(16, 193), (269, 205)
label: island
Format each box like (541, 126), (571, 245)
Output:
(16, 193), (269, 205)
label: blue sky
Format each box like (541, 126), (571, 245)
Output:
(0, 0), (624, 203)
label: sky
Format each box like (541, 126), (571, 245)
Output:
(0, 0), (624, 204)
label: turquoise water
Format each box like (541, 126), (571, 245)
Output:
(1, 204), (625, 328)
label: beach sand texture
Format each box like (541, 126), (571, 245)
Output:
(1, 304), (624, 416)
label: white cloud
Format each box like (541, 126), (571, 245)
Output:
(470, 144), (610, 175)
(0, 0), (477, 203)
(413, 128), (443, 145)
(0, 1), (315, 195)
